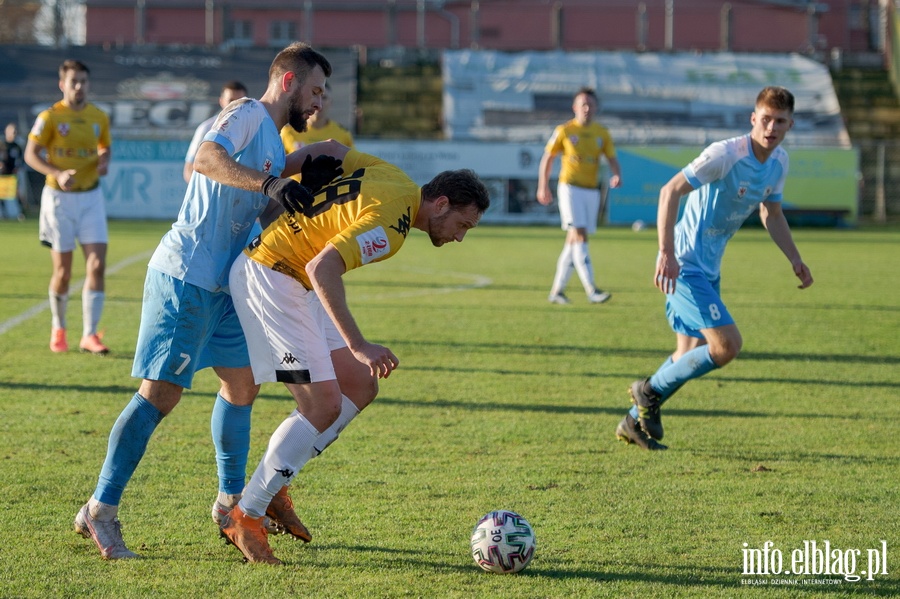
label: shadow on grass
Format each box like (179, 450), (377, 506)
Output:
(388, 339), (900, 367)
(278, 544), (900, 595)
(369, 396), (877, 423)
(395, 364), (900, 389)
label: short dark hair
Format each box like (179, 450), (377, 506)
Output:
(269, 42), (332, 84)
(422, 169), (491, 214)
(756, 86), (794, 113)
(59, 59), (89, 79)
(575, 87), (598, 102)
(222, 80), (248, 94)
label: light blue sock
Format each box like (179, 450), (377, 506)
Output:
(94, 393), (164, 505)
(629, 356), (673, 420)
(211, 394), (252, 495)
(650, 345), (719, 404)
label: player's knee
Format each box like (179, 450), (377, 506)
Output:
(713, 336), (742, 365)
(340, 373), (379, 411)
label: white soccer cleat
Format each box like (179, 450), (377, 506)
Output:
(548, 292), (572, 305)
(74, 503), (140, 559)
(587, 289), (612, 304)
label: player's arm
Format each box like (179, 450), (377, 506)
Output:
(193, 141), (271, 191)
(182, 161), (194, 184)
(536, 151), (557, 205)
(305, 244), (399, 379)
(97, 146), (111, 177)
(759, 200), (813, 289)
(607, 155), (622, 189)
(24, 138), (76, 190)
(655, 171), (693, 294)
(282, 139), (350, 178)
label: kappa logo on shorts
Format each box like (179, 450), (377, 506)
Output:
(274, 467), (295, 479)
(280, 352), (299, 365)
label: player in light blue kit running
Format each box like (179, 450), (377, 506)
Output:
(616, 86), (814, 450)
(74, 42), (345, 559)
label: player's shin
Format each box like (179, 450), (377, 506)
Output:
(239, 412), (321, 518)
(313, 395), (360, 455)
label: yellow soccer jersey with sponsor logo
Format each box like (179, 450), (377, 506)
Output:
(544, 119), (616, 189)
(29, 101), (111, 191)
(247, 149), (420, 289)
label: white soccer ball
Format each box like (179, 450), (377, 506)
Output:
(632, 219), (647, 231)
(470, 510), (536, 574)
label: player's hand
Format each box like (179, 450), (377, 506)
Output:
(57, 169), (77, 191)
(794, 261), (813, 289)
(351, 341), (400, 379)
(299, 154), (343, 193)
(536, 187), (552, 206)
(261, 175), (314, 215)
(655, 250), (679, 294)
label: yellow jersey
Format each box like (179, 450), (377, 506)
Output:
(544, 119), (616, 189)
(281, 120), (354, 153)
(29, 101), (111, 191)
(247, 149), (420, 289)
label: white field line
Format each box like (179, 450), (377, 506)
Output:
(1, 257), (490, 334)
(0, 250), (153, 336)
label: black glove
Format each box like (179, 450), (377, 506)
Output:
(261, 175), (314, 215)
(299, 154), (343, 193)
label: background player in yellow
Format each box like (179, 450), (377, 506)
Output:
(221, 144), (491, 564)
(280, 82), (353, 175)
(537, 87), (622, 305)
(25, 59), (113, 355)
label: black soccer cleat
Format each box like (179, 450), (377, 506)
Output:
(629, 379), (664, 440)
(615, 414), (667, 450)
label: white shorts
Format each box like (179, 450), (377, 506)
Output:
(557, 183), (600, 234)
(229, 252), (346, 386)
(39, 186), (108, 252)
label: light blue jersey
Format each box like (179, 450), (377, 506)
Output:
(675, 134), (788, 279)
(149, 98), (284, 293)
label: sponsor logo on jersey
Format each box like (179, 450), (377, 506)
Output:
(357, 226), (390, 264)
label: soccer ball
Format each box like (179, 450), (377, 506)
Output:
(632, 219), (647, 231)
(470, 510), (536, 574)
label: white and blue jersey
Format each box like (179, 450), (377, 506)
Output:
(149, 98), (284, 293)
(675, 134), (788, 280)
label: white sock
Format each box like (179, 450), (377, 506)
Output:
(239, 412), (321, 518)
(217, 492), (241, 508)
(87, 497), (118, 522)
(49, 289), (68, 330)
(313, 395), (360, 455)
(82, 289), (105, 337)
(571, 242), (597, 295)
(550, 244), (574, 295)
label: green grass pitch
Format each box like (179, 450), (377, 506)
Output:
(0, 218), (897, 598)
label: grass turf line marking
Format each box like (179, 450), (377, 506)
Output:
(0, 250), (153, 336)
